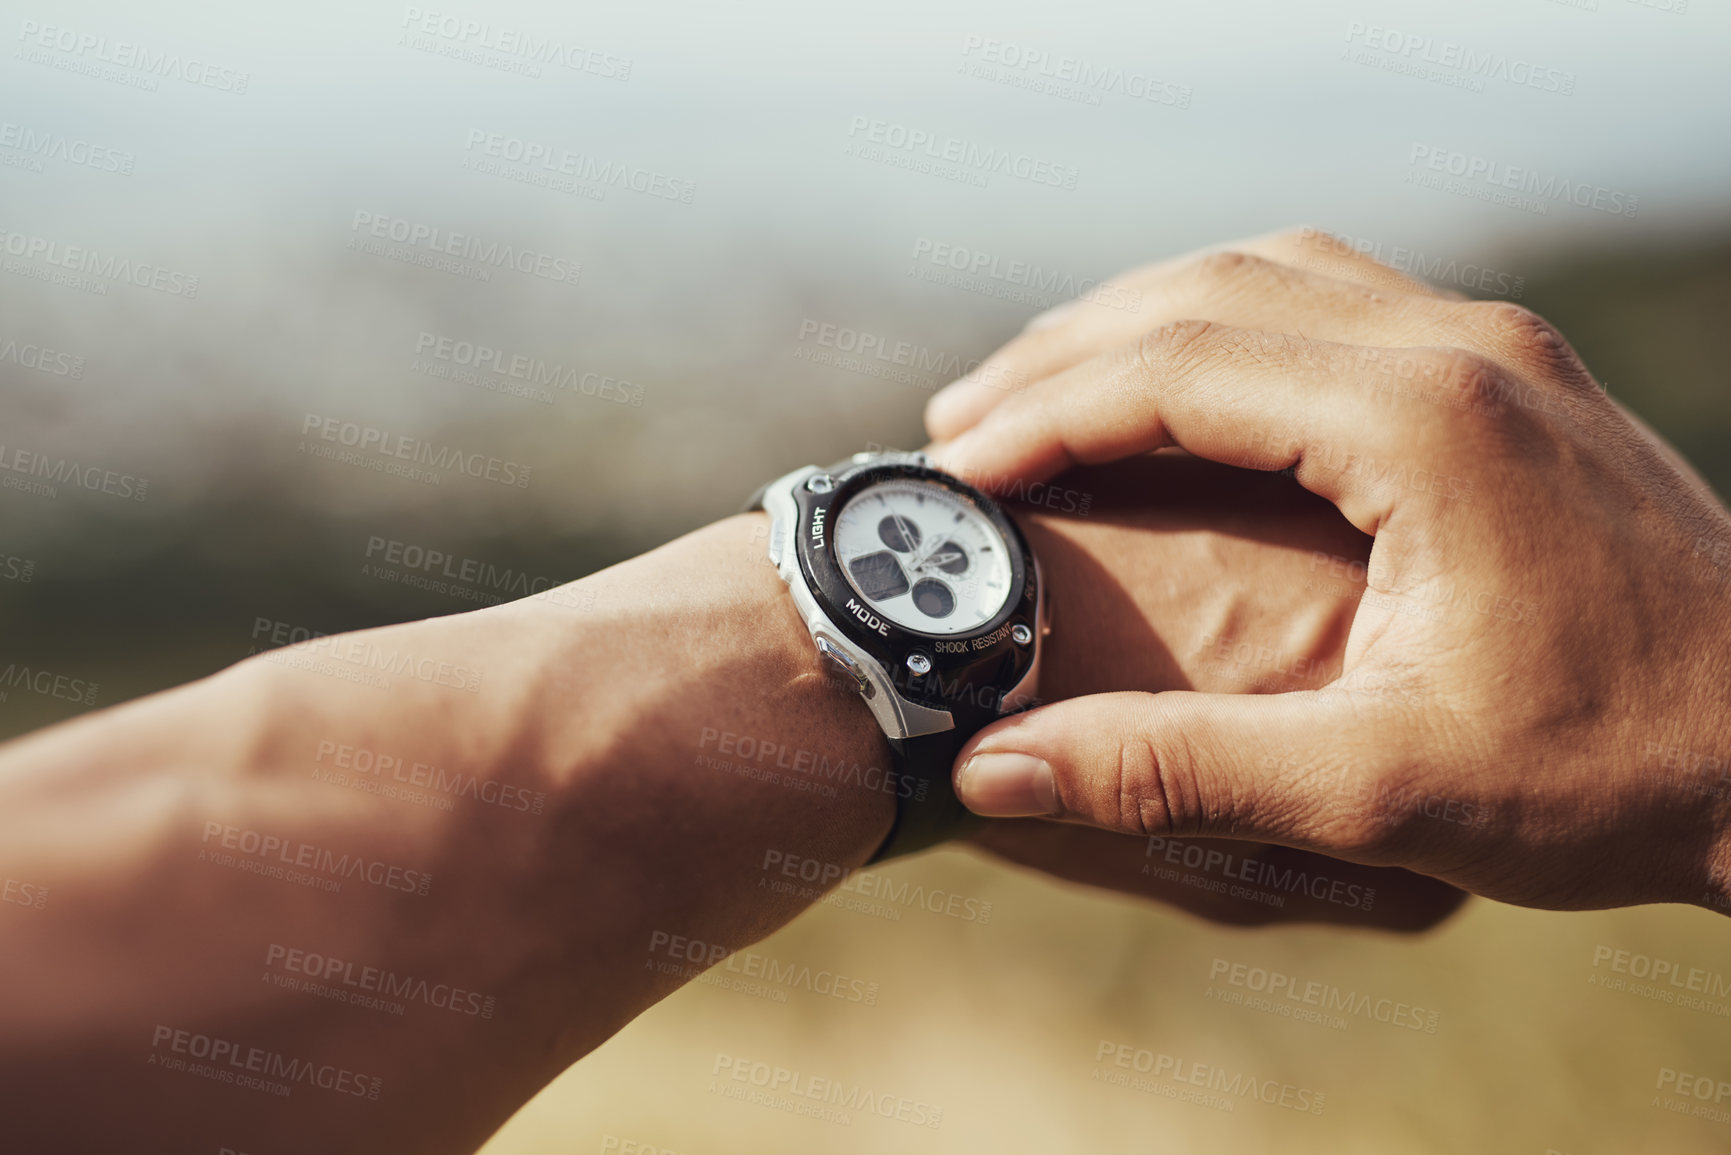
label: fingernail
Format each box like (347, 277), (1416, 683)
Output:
(956, 752), (1056, 817)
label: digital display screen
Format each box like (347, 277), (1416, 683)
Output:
(847, 550), (909, 602)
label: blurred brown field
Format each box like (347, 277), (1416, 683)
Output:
(484, 848), (1731, 1154)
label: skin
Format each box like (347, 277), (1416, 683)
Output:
(930, 225), (1731, 914)
(0, 464), (1458, 1153)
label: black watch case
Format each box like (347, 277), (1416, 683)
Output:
(784, 456), (1042, 733)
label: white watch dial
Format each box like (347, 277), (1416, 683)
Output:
(832, 479), (1015, 635)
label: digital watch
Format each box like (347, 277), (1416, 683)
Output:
(746, 449), (1046, 862)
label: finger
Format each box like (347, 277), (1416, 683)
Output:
(968, 820), (1467, 933)
(932, 322), (1481, 537)
(925, 227), (1456, 441)
(952, 689), (1422, 867)
(1245, 225), (1463, 300)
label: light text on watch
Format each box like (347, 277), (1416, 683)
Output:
(845, 597), (890, 636)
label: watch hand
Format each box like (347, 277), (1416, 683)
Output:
(890, 509), (918, 552)
(907, 519), (948, 574)
(917, 548), (964, 573)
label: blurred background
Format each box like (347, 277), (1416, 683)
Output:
(3, 0), (1729, 1150)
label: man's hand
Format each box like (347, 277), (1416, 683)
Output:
(931, 227), (1731, 913)
(1000, 454), (1465, 930)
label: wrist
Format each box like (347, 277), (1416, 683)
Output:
(226, 511), (896, 894)
(515, 513), (894, 841)
(211, 513), (898, 1070)
(489, 514), (896, 1031)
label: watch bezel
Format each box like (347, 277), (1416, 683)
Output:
(792, 459), (1039, 719)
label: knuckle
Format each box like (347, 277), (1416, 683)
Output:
(1219, 325), (1302, 372)
(1350, 341), (1516, 457)
(1111, 709), (1200, 838)
(1458, 301), (1589, 385)
(1188, 249), (1295, 298)
(1113, 733), (1166, 837)
(1134, 318), (1219, 377)
(1408, 347), (1528, 442)
(1472, 301), (1559, 346)
(1142, 316), (1218, 351)
(1189, 248), (1259, 283)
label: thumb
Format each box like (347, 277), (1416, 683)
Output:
(952, 689), (1391, 857)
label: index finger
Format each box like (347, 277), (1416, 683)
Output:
(929, 321), (1490, 540)
(924, 227), (1461, 442)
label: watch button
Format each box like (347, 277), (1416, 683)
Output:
(815, 635), (875, 699)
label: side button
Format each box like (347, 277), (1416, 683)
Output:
(815, 635), (875, 699)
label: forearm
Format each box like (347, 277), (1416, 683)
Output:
(0, 515), (894, 1154)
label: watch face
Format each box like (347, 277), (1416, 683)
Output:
(832, 478), (1015, 635)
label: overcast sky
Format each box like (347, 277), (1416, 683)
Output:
(3, 0), (1726, 532)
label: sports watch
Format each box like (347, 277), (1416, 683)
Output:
(745, 449), (1046, 862)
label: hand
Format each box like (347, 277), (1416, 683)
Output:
(930, 227), (1731, 913)
(999, 454), (1465, 931)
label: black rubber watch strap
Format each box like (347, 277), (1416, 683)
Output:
(870, 728), (984, 863)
